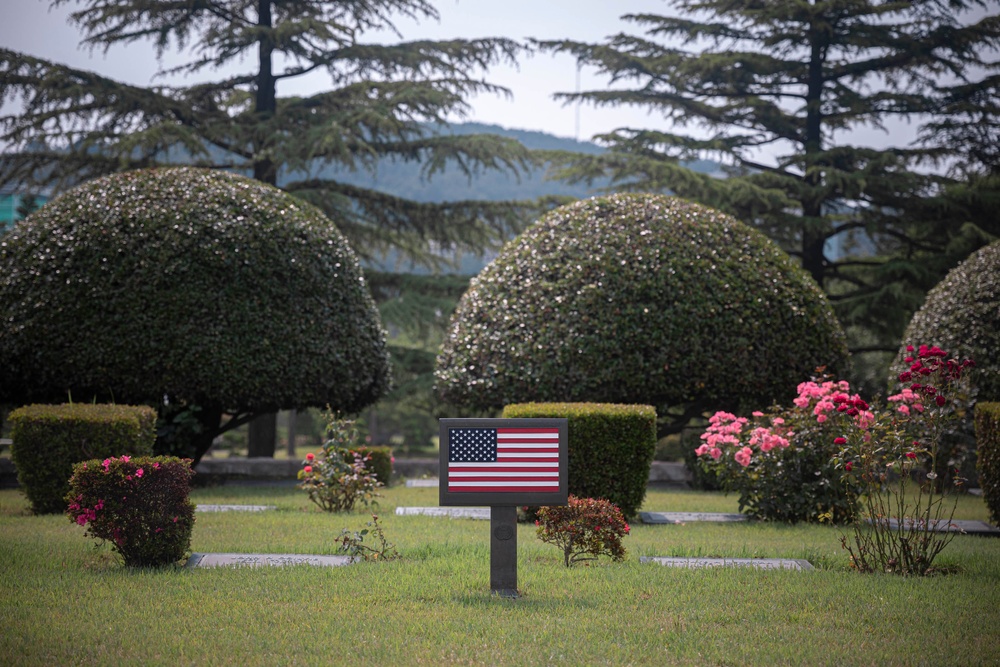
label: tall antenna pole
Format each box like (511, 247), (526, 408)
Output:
(575, 61), (581, 141)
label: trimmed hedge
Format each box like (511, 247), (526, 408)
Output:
(976, 402), (1000, 527)
(343, 445), (394, 487)
(0, 167), (391, 461)
(502, 402), (656, 518)
(436, 194), (848, 418)
(10, 404), (156, 514)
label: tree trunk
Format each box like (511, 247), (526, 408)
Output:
(247, 0), (279, 457)
(248, 412), (277, 458)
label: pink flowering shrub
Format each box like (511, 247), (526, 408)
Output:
(535, 495), (629, 567)
(65, 456), (195, 567)
(694, 375), (863, 523)
(835, 345), (974, 575)
(298, 416), (382, 512)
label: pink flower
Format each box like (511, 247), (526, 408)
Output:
(305, 452), (315, 461)
(897, 404), (910, 415)
(120, 455), (130, 463)
(303, 465), (313, 473)
(136, 468), (144, 478)
(624, 523), (630, 534)
(694, 443), (710, 457)
(152, 462), (160, 469)
(752, 411), (764, 417)
(734, 447), (753, 467)
(709, 447), (722, 461)
(816, 414), (827, 423)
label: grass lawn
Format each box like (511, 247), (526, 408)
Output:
(1, 483), (998, 666)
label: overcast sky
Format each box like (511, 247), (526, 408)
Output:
(1, 0), (683, 144)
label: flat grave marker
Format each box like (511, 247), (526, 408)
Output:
(641, 556), (814, 570)
(195, 504), (276, 512)
(187, 553), (354, 568)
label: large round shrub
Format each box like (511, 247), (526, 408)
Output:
(893, 241), (1000, 402)
(435, 193), (848, 418)
(0, 167), (390, 461)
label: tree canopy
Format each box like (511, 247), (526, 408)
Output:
(0, 0), (554, 451)
(0, 167), (391, 464)
(535, 0), (1000, 392)
(435, 193), (848, 431)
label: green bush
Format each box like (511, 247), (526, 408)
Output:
(350, 445), (394, 487)
(436, 194), (848, 424)
(66, 455), (195, 567)
(10, 404), (156, 514)
(892, 240), (1000, 482)
(502, 402), (656, 518)
(976, 402), (1000, 526)
(0, 167), (391, 463)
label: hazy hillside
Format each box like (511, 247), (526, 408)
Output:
(287, 122), (721, 204)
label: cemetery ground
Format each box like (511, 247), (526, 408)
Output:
(1, 484), (997, 666)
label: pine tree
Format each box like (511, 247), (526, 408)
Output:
(536, 0), (1000, 391)
(0, 0), (544, 452)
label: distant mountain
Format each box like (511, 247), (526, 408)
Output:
(286, 122), (723, 204)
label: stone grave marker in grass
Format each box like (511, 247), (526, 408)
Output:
(187, 553), (355, 568)
(195, 504), (276, 512)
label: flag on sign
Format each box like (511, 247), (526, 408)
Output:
(447, 427), (560, 493)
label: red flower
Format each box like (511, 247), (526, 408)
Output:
(303, 465), (313, 473)
(834, 437), (847, 445)
(906, 452), (917, 460)
(845, 461), (853, 472)
(935, 395), (947, 407)
(305, 452), (315, 462)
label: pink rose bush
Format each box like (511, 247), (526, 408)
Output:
(834, 344), (975, 575)
(65, 455), (195, 567)
(694, 375), (864, 523)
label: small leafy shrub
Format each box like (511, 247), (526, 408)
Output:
(299, 417), (382, 512)
(336, 514), (399, 562)
(65, 455), (195, 567)
(976, 402), (1000, 526)
(836, 344), (975, 575)
(536, 495), (629, 567)
(10, 404), (155, 514)
(502, 402), (655, 518)
(694, 375), (861, 523)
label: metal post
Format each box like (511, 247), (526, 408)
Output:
(490, 505), (518, 598)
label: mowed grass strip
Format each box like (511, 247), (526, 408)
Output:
(1, 485), (998, 666)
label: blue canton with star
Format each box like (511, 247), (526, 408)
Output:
(449, 428), (498, 462)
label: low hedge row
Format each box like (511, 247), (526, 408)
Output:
(501, 402), (656, 518)
(976, 402), (1000, 526)
(10, 404), (156, 514)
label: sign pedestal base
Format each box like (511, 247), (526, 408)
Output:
(490, 505), (518, 598)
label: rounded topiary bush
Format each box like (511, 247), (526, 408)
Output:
(892, 241), (1000, 402)
(435, 193), (848, 415)
(0, 167), (390, 460)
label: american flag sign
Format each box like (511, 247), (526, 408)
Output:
(439, 418), (567, 506)
(447, 426), (560, 493)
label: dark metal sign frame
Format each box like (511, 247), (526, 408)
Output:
(438, 418), (568, 507)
